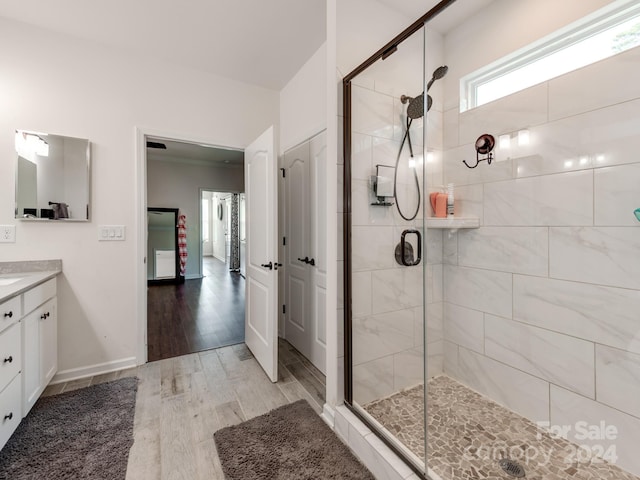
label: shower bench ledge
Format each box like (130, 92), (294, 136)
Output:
(425, 216), (480, 229)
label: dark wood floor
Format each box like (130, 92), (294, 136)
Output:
(147, 257), (245, 362)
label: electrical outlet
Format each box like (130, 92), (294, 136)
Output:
(0, 225), (16, 243)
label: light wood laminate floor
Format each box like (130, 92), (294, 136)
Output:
(42, 339), (326, 480)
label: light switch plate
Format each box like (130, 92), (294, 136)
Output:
(0, 225), (16, 243)
(98, 225), (125, 241)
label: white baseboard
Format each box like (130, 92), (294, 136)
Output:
(51, 356), (138, 384)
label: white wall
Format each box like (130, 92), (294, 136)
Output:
(280, 43), (327, 152)
(147, 161), (243, 278)
(337, 0), (413, 76)
(0, 17), (279, 378)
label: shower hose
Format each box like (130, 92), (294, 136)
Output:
(393, 116), (421, 221)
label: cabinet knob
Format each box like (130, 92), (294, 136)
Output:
(4, 413), (12, 421)
(3, 311), (12, 318)
(3, 356), (12, 363)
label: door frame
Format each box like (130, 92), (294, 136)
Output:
(135, 127), (245, 365)
(199, 189), (242, 274)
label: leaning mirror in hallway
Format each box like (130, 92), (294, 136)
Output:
(15, 130), (91, 221)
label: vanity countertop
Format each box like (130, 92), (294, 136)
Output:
(0, 271), (61, 304)
(0, 260), (62, 304)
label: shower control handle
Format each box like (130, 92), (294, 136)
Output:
(400, 229), (422, 267)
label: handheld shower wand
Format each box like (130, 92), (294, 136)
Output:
(394, 65), (448, 221)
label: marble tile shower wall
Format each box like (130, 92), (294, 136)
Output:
(349, 81), (445, 406)
(441, 47), (640, 476)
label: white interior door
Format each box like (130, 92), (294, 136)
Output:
(309, 132), (327, 374)
(201, 192), (213, 257)
(284, 142), (311, 359)
(245, 126), (278, 382)
(282, 132), (327, 375)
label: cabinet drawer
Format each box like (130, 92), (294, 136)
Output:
(0, 374), (22, 451)
(0, 296), (20, 335)
(0, 323), (21, 393)
(23, 278), (56, 315)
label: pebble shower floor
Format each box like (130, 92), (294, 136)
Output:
(364, 376), (639, 480)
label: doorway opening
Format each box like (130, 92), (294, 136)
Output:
(145, 136), (246, 362)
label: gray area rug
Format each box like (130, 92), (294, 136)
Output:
(214, 399), (375, 479)
(0, 377), (138, 480)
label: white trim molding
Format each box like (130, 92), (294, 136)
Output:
(51, 357), (138, 384)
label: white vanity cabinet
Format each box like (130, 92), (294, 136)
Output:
(0, 274), (58, 451)
(22, 279), (57, 416)
(0, 296), (23, 450)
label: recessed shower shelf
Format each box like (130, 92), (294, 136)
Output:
(426, 217), (480, 229)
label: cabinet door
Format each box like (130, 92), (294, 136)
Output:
(22, 308), (40, 416)
(39, 299), (57, 387)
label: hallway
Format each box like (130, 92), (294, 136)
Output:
(147, 257), (245, 362)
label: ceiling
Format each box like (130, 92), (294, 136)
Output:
(0, 0), (326, 91)
(147, 137), (244, 167)
(376, 0), (494, 33)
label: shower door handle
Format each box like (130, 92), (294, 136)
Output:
(400, 229), (422, 266)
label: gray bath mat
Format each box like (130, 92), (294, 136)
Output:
(0, 377), (138, 480)
(214, 399), (375, 479)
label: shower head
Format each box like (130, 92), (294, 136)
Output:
(403, 65), (449, 120)
(426, 65), (448, 91)
(406, 93), (426, 119)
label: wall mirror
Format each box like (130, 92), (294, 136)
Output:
(15, 130), (91, 221)
(147, 208), (180, 284)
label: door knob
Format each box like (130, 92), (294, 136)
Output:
(260, 262), (273, 270)
(298, 257), (315, 266)
(4, 413), (12, 421)
(3, 356), (12, 363)
(274, 263), (283, 270)
(3, 311), (12, 318)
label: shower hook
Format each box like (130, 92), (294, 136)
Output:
(463, 134), (495, 169)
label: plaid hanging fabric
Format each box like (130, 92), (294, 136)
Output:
(229, 194), (240, 272)
(178, 213), (187, 277)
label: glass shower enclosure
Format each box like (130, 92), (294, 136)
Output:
(343, 1), (640, 479)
